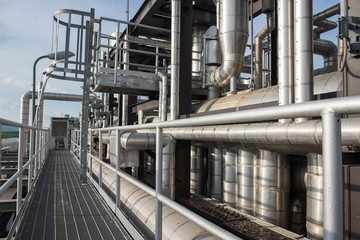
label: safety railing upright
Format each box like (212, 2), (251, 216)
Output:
(0, 118), (51, 240)
(71, 95), (360, 240)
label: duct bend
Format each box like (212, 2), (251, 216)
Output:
(254, 12), (275, 89)
(314, 39), (338, 71)
(210, 0), (249, 88)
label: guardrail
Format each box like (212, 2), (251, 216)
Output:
(0, 118), (51, 240)
(70, 95), (360, 240)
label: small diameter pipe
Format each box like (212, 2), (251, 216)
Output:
(116, 130), (120, 206)
(16, 127), (24, 214)
(155, 127), (163, 240)
(321, 108), (342, 239)
(98, 131), (102, 187)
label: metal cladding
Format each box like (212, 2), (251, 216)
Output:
(190, 146), (206, 195)
(314, 39), (338, 71)
(306, 154), (324, 239)
(255, 150), (290, 228)
(209, 148), (222, 200)
(192, 25), (206, 87)
(236, 150), (256, 214)
(223, 150), (237, 207)
(211, 0), (249, 88)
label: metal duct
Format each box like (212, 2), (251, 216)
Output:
(306, 154), (323, 239)
(223, 150), (237, 207)
(210, 0), (249, 88)
(254, 12), (275, 89)
(170, 0), (180, 120)
(294, 0), (314, 115)
(89, 160), (219, 240)
(255, 150), (290, 228)
(209, 148), (222, 200)
(190, 146), (205, 195)
(314, 39), (338, 72)
(277, 0), (294, 113)
(236, 150), (255, 215)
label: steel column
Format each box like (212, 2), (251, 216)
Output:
(99, 131), (102, 187)
(321, 108), (342, 240)
(116, 130), (120, 206)
(16, 127), (24, 214)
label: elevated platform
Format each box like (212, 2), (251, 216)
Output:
(16, 150), (131, 240)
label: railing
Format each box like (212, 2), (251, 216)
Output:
(69, 95), (360, 240)
(94, 17), (172, 83)
(0, 118), (51, 240)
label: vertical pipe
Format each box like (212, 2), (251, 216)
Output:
(34, 130), (39, 176)
(229, 77), (237, 94)
(16, 127), (24, 214)
(114, 22), (120, 84)
(116, 130), (120, 206)
(223, 150), (237, 207)
(295, 0), (313, 122)
(122, 1), (130, 126)
(209, 148), (222, 200)
(237, 150), (256, 215)
(190, 146), (205, 195)
(162, 75), (167, 122)
(138, 110), (144, 124)
(99, 131), (102, 187)
(158, 81), (163, 120)
(278, 0), (294, 123)
(89, 131), (93, 177)
(170, 0), (181, 121)
(155, 127), (163, 240)
(321, 108), (342, 240)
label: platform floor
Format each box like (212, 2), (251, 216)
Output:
(16, 150), (132, 240)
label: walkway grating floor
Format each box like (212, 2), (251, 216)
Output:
(16, 150), (132, 240)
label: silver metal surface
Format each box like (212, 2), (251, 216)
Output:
(254, 150), (289, 228)
(277, 0), (294, 118)
(192, 25), (205, 85)
(170, 0), (180, 120)
(155, 127), (163, 240)
(223, 150), (237, 207)
(294, 0), (314, 119)
(314, 39), (338, 71)
(321, 108), (342, 240)
(190, 146), (205, 195)
(211, 0), (248, 88)
(205, 26), (221, 68)
(306, 153), (323, 239)
(209, 148), (222, 200)
(236, 150), (255, 214)
(255, 12), (275, 89)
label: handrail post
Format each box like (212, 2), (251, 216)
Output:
(0, 123), (2, 184)
(98, 130), (102, 187)
(89, 130), (93, 177)
(116, 129), (120, 206)
(155, 126), (163, 240)
(16, 127), (24, 214)
(28, 129), (34, 191)
(321, 108), (343, 239)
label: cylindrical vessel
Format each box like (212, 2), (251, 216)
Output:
(190, 146), (205, 195)
(255, 150), (290, 228)
(209, 148), (222, 200)
(236, 150), (255, 214)
(223, 150), (237, 207)
(306, 154), (323, 239)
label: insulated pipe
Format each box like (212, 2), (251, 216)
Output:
(254, 12), (275, 89)
(313, 20), (337, 38)
(314, 39), (338, 71)
(162, 140), (175, 199)
(210, 0), (249, 88)
(236, 150), (255, 214)
(306, 154), (324, 239)
(313, 4), (340, 24)
(277, 0), (294, 117)
(255, 150), (290, 228)
(158, 73), (168, 122)
(209, 148), (222, 200)
(192, 25), (205, 86)
(294, 0), (314, 119)
(170, 0), (180, 120)
(190, 146), (205, 195)
(223, 150), (237, 207)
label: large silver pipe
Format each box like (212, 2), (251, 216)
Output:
(223, 150), (237, 207)
(236, 150), (255, 215)
(254, 12), (275, 89)
(209, 148), (222, 200)
(277, 0), (294, 118)
(192, 25), (205, 87)
(210, 0), (248, 88)
(164, 118), (360, 149)
(255, 150), (290, 228)
(190, 146), (205, 195)
(306, 154), (323, 239)
(170, 0), (180, 120)
(158, 73), (168, 122)
(314, 39), (338, 71)
(162, 139), (175, 199)
(294, 0), (314, 119)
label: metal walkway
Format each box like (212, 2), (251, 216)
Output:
(16, 150), (132, 240)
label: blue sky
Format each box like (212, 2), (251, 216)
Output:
(0, 0), (339, 127)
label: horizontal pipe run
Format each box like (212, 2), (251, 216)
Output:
(163, 118), (360, 147)
(0, 118), (45, 131)
(88, 95), (360, 132)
